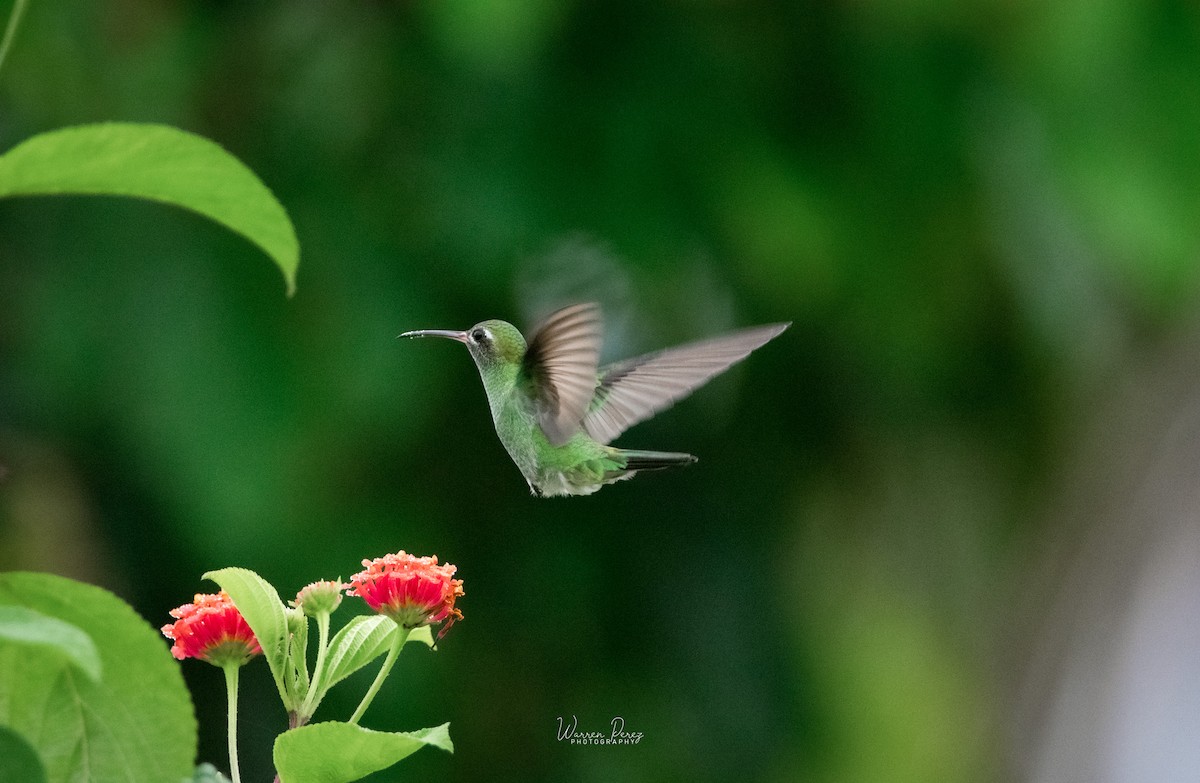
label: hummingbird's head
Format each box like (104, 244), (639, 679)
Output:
(462, 319), (526, 368)
(398, 319), (527, 370)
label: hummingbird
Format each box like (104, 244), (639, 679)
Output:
(400, 303), (789, 497)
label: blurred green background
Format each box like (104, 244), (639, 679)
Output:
(4, 1), (1200, 781)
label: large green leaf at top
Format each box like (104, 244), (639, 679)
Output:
(0, 123), (298, 294)
(274, 721), (452, 783)
(0, 572), (197, 783)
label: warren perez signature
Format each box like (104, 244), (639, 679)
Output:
(556, 715), (644, 745)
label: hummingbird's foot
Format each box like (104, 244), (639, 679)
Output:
(528, 481), (543, 497)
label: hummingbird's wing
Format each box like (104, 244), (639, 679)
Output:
(582, 322), (790, 445)
(523, 302), (604, 446)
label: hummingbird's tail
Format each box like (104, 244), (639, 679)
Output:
(614, 449), (698, 472)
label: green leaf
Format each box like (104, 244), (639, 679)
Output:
(0, 605), (101, 681)
(321, 617), (432, 691)
(288, 609), (311, 698)
(407, 623), (435, 648)
(0, 572), (196, 783)
(274, 721), (452, 783)
(0, 122), (299, 294)
(0, 725), (47, 783)
(301, 619), (433, 720)
(185, 762), (233, 783)
(321, 615), (393, 690)
(203, 567), (294, 707)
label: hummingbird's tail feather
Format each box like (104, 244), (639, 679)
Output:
(615, 448), (698, 472)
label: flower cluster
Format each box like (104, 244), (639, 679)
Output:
(348, 551), (464, 635)
(161, 550), (464, 782)
(161, 591), (262, 666)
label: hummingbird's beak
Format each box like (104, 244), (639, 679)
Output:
(398, 329), (469, 343)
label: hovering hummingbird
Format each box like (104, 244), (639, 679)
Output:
(400, 303), (789, 497)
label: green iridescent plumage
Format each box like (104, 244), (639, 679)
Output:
(401, 303), (788, 497)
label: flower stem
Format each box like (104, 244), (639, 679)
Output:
(349, 625), (409, 725)
(223, 663), (243, 783)
(0, 0), (28, 80)
(297, 611), (332, 720)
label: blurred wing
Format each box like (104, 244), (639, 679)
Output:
(583, 322), (790, 445)
(523, 302), (604, 445)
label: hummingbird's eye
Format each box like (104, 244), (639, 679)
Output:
(471, 328), (488, 343)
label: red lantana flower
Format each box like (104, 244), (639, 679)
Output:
(161, 591), (262, 666)
(348, 551), (464, 636)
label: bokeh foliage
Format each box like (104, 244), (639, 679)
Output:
(3, 1), (1200, 781)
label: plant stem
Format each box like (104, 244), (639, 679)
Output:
(297, 611), (331, 720)
(0, 0), (28, 81)
(348, 624), (409, 725)
(223, 663), (243, 783)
